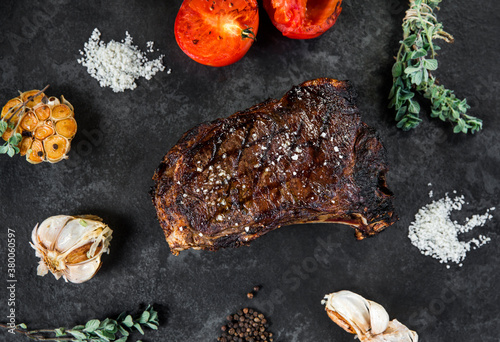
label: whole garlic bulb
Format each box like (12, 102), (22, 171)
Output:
(30, 215), (112, 284)
(322, 290), (418, 342)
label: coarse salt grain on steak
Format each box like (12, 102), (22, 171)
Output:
(151, 78), (397, 255)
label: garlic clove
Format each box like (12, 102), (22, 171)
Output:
(368, 300), (390, 335)
(51, 103), (72, 120)
(44, 135), (69, 163)
(19, 137), (33, 156)
(20, 111), (38, 131)
(46, 96), (59, 107)
(55, 117), (77, 138)
(35, 215), (72, 250)
(1, 127), (13, 141)
(21, 90), (45, 107)
(1, 98), (22, 120)
(64, 257), (102, 283)
(323, 290), (371, 336)
(55, 218), (99, 253)
(26, 139), (45, 164)
(34, 122), (55, 140)
(35, 104), (51, 121)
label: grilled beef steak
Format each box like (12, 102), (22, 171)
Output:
(152, 78), (396, 254)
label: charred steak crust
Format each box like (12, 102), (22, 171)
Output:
(152, 78), (397, 254)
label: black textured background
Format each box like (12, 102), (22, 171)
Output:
(0, 0), (499, 341)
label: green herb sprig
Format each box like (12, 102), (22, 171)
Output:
(0, 85), (50, 157)
(0, 305), (159, 342)
(389, 0), (482, 133)
(0, 120), (22, 156)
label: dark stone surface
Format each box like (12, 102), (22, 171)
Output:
(0, 0), (499, 341)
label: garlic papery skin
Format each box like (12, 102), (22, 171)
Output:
(30, 215), (112, 284)
(369, 320), (418, 342)
(322, 290), (418, 342)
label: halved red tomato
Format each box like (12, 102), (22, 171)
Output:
(174, 0), (259, 67)
(263, 0), (342, 39)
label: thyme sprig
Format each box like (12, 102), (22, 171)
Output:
(0, 85), (50, 157)
(0, 305), (159, 342)
(389, 0), (482, 133)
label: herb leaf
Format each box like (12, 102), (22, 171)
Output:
(122, 315), (134, 328)
(0, 121), (7, 135)
(69, 330), (87, 340)
(84, 319), (100, 332)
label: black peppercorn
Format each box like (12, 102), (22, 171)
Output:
(217, 308), (274, 341)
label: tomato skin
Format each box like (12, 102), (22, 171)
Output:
(175, 0), (259, 67)
(263, 0), (342, 39)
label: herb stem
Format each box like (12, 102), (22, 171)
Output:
(0, 324), (73, 341)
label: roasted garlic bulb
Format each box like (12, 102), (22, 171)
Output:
(322, 290), (418, 342)
(30, 215), (112, 284)
(1, 89), (77, 164)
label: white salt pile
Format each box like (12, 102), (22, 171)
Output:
(77, 28), (169, 92)
(408, 193), (495, 267)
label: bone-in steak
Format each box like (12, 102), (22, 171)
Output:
(152, 78), (396, 254)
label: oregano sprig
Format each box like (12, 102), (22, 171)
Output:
(389, 0), (483, 133)
(0, 305), (159, 342)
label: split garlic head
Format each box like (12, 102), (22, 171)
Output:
(322, 290), (418, 342)
(30, 215), (112, 284)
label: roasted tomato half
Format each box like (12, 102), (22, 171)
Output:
(175, 0), (259, 67)
(263, 0), (342, 39)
